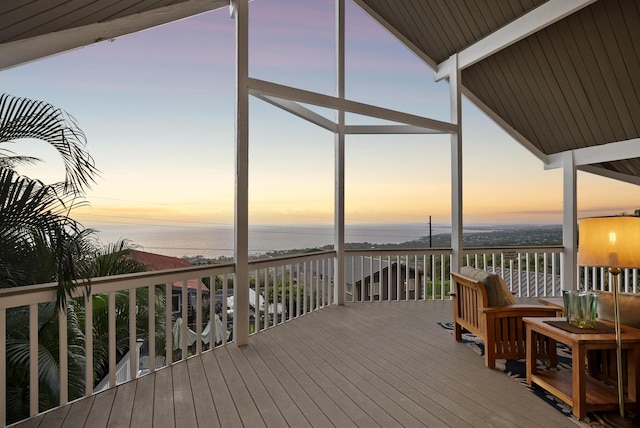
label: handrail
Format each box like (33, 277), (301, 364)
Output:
(0, 245), (571, 425)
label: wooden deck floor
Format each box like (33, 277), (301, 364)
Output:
(11, 300), (579, 428)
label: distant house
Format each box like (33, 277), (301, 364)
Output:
(346, 256), (424, 301)
(128, 250), (209, 319)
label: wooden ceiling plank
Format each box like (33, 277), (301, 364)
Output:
(0, 0), (40, 17)
(469, 56), (543, 151)
(409, 1), (455, 62)
(560, 13), (614, 145)
(399, 0), (450, 61)
(380, 1), (434, 61)
(412, 1), (458, 62)
(578, 5), (628, 142)
(0, 0), (71, 41)
(508, 42), (567, 153)
(430, 0), (468, 55)
(445, 2), (479, 44)
(603, 1), (640, 135)
(464, 1), (493, 37)
(524, 34), (586, 150)
(0, 0), (163, 42)
(539, 26), (600, 146)
(618, 0), (640, 106)
(586, 2), (637, 138)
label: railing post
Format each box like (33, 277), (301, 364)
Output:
(450, 53), (463, 279)
(333, 0), (346, 306)
(562, 151), (578, 291)
(232, 0), (250, 345)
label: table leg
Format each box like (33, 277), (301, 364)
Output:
(572, 344), (587, 419)
(526, 324), (535, 385)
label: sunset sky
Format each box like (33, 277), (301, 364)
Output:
(4, 0), (640, 233)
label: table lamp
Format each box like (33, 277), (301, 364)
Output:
(578, 215), (640, 423)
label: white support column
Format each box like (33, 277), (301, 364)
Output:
(232, 0), (250, 345)
(450, 54), (463, 277)
(334, 0), (345, 305)
(562, 151), (578, 291)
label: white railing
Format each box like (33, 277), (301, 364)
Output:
(344, 249), (452, 301)
(1, 245), (570, 425)
(0, 263), (233, 426)
(248, 250), (336, 334)
(578, 265), (640, 293)
(462, 246), (564, 297)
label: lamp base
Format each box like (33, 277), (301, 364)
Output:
(595, 411), (640, 428)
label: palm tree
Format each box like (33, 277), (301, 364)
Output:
(0, 93), (98, 307)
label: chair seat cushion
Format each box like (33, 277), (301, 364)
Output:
(459, 266), (516, 306)
(595, 291), (640, 329)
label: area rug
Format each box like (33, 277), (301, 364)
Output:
(437, 322), (604, 427)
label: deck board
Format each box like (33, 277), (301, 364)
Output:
(185, 357), (219, 428)
(152, 362), (174, 428)
(10, 300), (580, 428)
(129, 372), (154, 428)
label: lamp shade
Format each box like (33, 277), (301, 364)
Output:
(578, 216), (640, 268)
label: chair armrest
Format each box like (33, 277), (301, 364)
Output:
(481, 305), (558, 315)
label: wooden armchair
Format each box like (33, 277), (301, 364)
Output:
(451, 267), (558, 368)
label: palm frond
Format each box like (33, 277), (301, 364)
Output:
(0, 93), (99, 193)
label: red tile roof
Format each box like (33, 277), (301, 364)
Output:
(129, 250), (208, 291)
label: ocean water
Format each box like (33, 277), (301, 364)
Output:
(88, 223), (455, 259)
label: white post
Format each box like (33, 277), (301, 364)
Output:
(562, 151), (578, 291)
(450, 54), (463, 277)
(334, 0), (345, 305)
(232, 0), (250, 345)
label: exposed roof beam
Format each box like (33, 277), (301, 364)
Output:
(545, 138), (640, 169)
(345, 125), (443, 134)
(578, 165), (640, 186)
(434, 0), (596, 81)
(462, 89), (549, 163)
(0, 0), (228, 71)
(248, 78), (456, 133)
(253, 94), (338, 132)
(255, 94), (443, 135)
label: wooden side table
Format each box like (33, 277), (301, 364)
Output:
(524, 316), (640, 419)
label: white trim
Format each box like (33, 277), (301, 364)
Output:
(450, 54), (463, 276)
(334, 0), (346, 306)
(435, 0), (596, 81)
(562, 152), (577, 291)
(248, 78), (456, 133)
(578, 165), (640, 186)
(233, 0), (250, 346)
(546, 138), (640, 168)
(0, 0), (229, 71)
(345, 125), (445, 134)
(254, 94), (338, 132)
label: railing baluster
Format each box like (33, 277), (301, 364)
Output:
(181, 280), (188, 360)
(165, 284), (172, 366)
(108, 292), (116, 388)
(85, 293), (93, 396)
(222, 275), (229, 344)
(196, 278), (202, 354)
(149, 284), (156, 371)
(29, 304), (38, 416)
(129, 287), (137, 381)
(59, 307), (68, 405)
